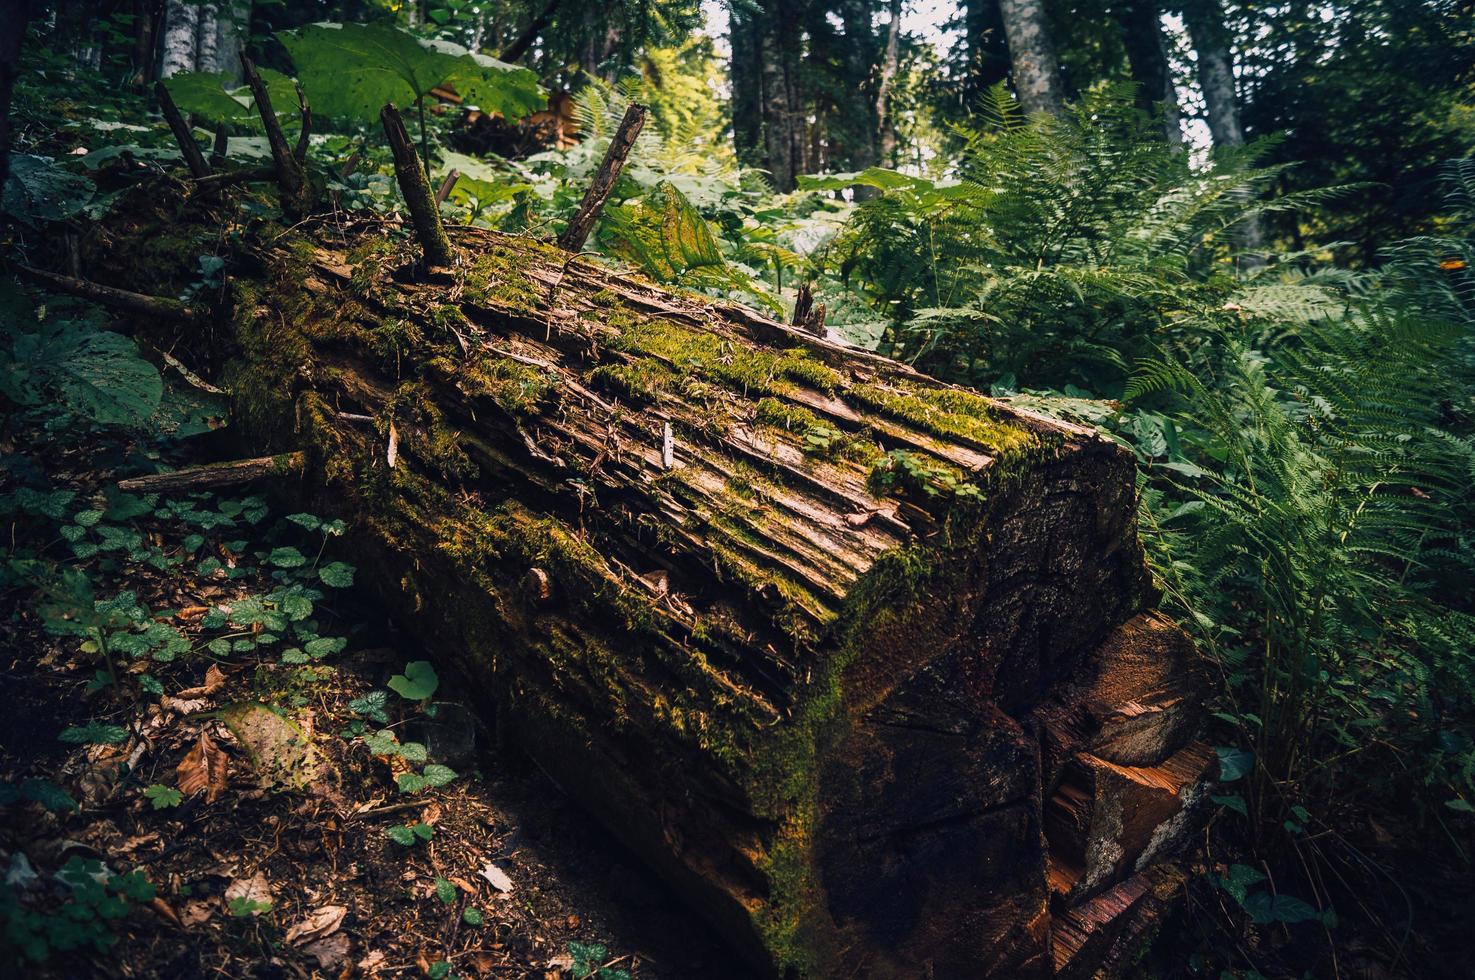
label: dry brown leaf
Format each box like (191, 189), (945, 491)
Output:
(302, 931), (350, 969)
(177, 665), (225, 698)
(224, 872), (272, 913)
(180, 899), (215, 927)
(177, 606), (210, 621)
(176, 730), (228, 803)
(218, 702), (324, 790)
(356, 950), (387, 974)
(450, 876), (476, 895)
(479, 863), (513, 894)
(284, 904), (347, 945)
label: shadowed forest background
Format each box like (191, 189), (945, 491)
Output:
(2, 1), (1474, 978)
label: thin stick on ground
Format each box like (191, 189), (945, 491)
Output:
(557, 103), (647, 253)
(154, 81), (210, 179)
(116, 453), (307, 493)
(15, 264), (199, 324)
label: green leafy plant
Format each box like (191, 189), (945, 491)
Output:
(387, 660), (438, 701)
(0, 315), (163, 428)
(142, 784), (182, 810)
(385, 822), (435, 847)
(1, 858), (154, 963)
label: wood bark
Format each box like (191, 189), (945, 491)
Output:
(874, 0), (903, 168)
(998, 0), (1066, 115)
(69, 192), (1211, 976)
(558, 103), (646, 253)
(159, 0), (198, 77)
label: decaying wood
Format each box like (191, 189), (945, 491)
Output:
(557, 103), (646, 252)
(14, 264), (198, 323)
(154, 81), (210, 178)
(116, 452), (306, 493)
(791, 282), (826, 337)
(382, 103), (456, 268)
(87, 207), (1207, 978)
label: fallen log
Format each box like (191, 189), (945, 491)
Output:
(61, 203), (1208, 977)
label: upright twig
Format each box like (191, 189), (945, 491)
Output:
(381, 102), (455, 268)
(557, 103), (647, 253)
(210, 123), (228, 169)
(240, 54), (311, 219)
(293, 83), (312, 164)
(154, 81), (210, 178)
(435, 169), (460, 204)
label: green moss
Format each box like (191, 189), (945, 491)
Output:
(462, 359), (557, 416)
(851, 382), (1045, 460)
(460, 246), (543, 312)
(754, 397), (822, 433)
(611, 320), (842, 397)
(587, 360), (676, 404)
(366, 317), (425, 377)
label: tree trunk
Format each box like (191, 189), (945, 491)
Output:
(998, 0), (1066, 115)
(728, 7), (764, 170)
(0, 0), (37, 194)
(963, 0), (1013, 111)
(159, 0), (199, 77)
(212, 0), (249, 84)
(1182, 0), (1265, 256)
(129, 0), (162, 89)
(759, 10), (798, 191)
(874, 0), (902, 167)
(1113, 0), (1182, 145)
(193, 1), (221, 73)
(66, 193), (1211, 977)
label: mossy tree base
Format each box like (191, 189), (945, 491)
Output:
(101, 215), (1205, 979)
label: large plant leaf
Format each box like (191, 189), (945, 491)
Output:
(162, 69), (300, 127)
(600, 181), (725, 281)
(279, 23), (541, 127)
(3, 321), (162, 427)
(2, 155), (95, 226)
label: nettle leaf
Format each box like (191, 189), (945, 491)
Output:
(434, 876), (456, 905)
(267, 546), (307, 568)
(397, 772), (428, 793)
(1216, 745), (1255, 782)
(59, 722), (129, 745)
(2, 154), (96, 226)
(423, 764), (457, 788)
(284, 513), (322, 531)
(387, 660), (439, 700)
(385, 824), (417, 846)
(348, 690), (390, 724)
(3, 322), (164, 428)
(279, 22), (541, 128)
(318, 561), (355, 588)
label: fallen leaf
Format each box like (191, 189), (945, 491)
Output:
(178, 665), (225, 697)
(161, 696), (210, 715)
(479, 863), (513, 894)
(150, 896), (183, 927)
(302, 931), (350, 969)
(357, 950), (387, 974)
(224, 872), (273, 910)
(218, 702), (324, 790)
(285, 904), (347, 945)
(180, 899), (215, 927)
(450, 876), (476, 895)
(176, 730), (229, 803)
(545, 952), (574, 971)
(177, 606), (210, 621)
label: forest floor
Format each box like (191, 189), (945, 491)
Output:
(0, 417), (754, 979)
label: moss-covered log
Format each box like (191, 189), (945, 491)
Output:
(98, 217), (1205, 978)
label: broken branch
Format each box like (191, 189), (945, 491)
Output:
(380, 102), (455, 268)
(557, 102), (647, 253)
(116, 453), (306, 493)
(154, 81), (210, 179)
(240, 54), (311, 218)
(435, 169), (460, 204)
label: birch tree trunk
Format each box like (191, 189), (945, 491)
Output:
(193, 2), (221, 73)
(159, 0), (199, 77)
(998, 0), (1066, 115)
(1182, 0), (1266, 257)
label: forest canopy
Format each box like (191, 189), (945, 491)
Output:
(2, 1), (1474, 979)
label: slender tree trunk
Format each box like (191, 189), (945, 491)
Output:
(874, 0), (903, 167)
(997, 0), (1066, 115)
(728, 7), (764, 170)
(1182, 0), (1265, 257)
(759, 12), (796, 191)
(0, 0), (36, 194)
(501, 0), (558, 64)
(836, 0), (877, 173)
(129, 0), (161, 89)
(159, 0), (199, 77)
(1114, 0), (1182, 144)
(213, 0), (249, 85)
(963, 0), (1012, 111)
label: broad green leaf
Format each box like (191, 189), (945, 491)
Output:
(2, 155), (95, 226)
(162, 71), (252, 124)
(434, 876), (456, 905)
(143, 784), (183, 809)
(600, 181), (724, 282)
(422, 764), (457, 788)
(387, 660), (438, 700)
(318, 561), (355, 587)
(279, 23), (541, 128)
(268, 546), (307, 568)
(1215, 745), (1254, 782)
(4, 323), (164, 427)
(385, 824), (417, 846)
